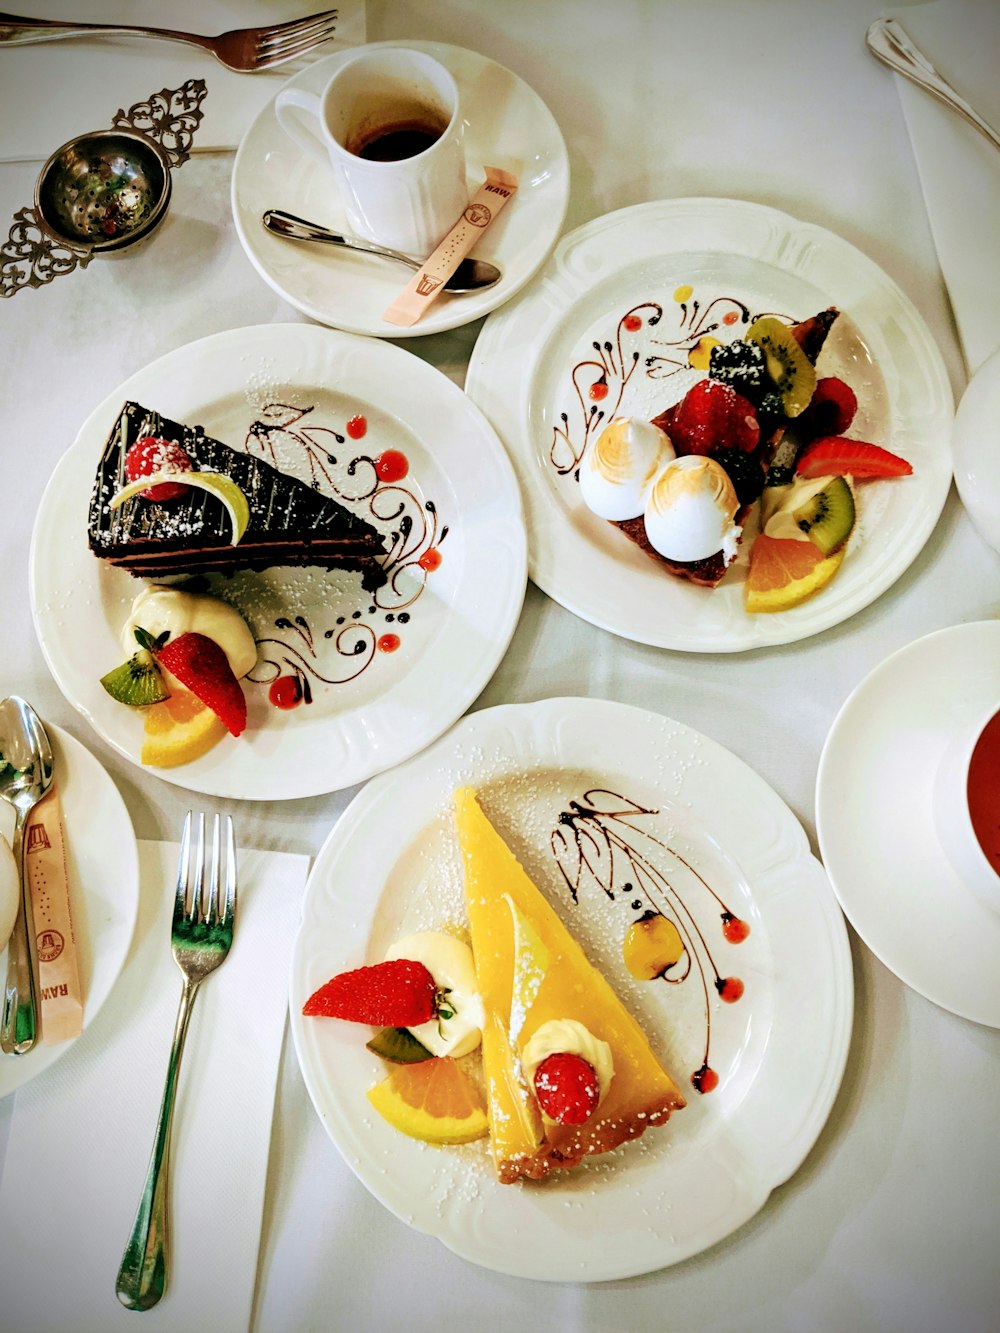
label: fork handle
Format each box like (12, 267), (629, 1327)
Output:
(116, 976), (200, 1311)
(0, 12), (211, 55)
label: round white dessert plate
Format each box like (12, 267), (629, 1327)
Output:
(952, 346), (1000, 556)
(290, 697), (853, 1281)
(30, 323), (526, 801)
(0, 724), (139, 1098)
(466, 197), (954, 651)
(231, 41), (570, 338)
(817, 621), (1000, 1028)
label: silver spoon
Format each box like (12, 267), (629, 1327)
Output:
(261, 209), (503, 292)
(0, 696), (54, 1055)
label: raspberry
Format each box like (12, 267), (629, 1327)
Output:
(666, 379), (760, 456)
(708, 340), (766, 402)
(533, 1051), (600, 1125)
(799, 377), (857, 439)
(125, 436), (192, 500)
(712, 447), (765, 506)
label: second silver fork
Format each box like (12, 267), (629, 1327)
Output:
(115, 812), (238, 1312)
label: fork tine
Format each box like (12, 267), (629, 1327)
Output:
(256, 9), (339, 41)
(190, 812), (206, 922)
(206, 814), (221, 923)
(174, 810), (193, 920)
(257, 19), (340, 61)
(223, 816), (237, 926)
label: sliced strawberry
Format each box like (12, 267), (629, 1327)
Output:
(303, 959), (438, 1026)
(666, 379), (760, 456)
(533, 1051), (600, 1125)
(799, 377), (857, 439)
(155, 631), (247, 736)
(125, 436), (192, 500)
(796, 436), (912, 480)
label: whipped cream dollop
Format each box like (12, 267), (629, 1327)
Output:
(578, 417), (675, 521)
(520, 1018), (614, 1113)
(643, 455), (740, 563)
(121, 585), (257, 678)
(0, 835), (18, 954)
(384, 931), (484, 1058)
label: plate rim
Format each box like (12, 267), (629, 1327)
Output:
(289, 695), (854, 1280)
(465, 195), (954, 652)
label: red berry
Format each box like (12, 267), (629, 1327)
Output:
(666, 379), (760, 456)
(269, 675), (302, 710)
(800, 377), (857, 439)
(533, 1051), (600, 1125)
(796, 436), (912, 480)
(124, 435), (192, 500)
(302, 958), (438, 1026)
(156, 632), (247, 736)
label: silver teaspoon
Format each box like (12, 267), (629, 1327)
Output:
(0, 696), (54, 1055)
(261, 209), (503, 292)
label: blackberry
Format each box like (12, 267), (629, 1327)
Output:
(765, 463), (794, 489)
(755, 389), (787, 438)
(713, 447), (765, 506)
(709, 340), (766, 401)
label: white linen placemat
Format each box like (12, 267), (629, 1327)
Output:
(884, 0), (1000, 375)
(0, 1), (366, 162)
(0, 838), (308, 1333)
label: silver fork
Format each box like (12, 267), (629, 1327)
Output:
(0, 8), (340, 72)
(116, 812), (238, 1312)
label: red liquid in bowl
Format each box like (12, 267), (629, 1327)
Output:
(967, 710), (1000, 877)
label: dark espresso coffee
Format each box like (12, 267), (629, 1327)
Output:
(351, 118), (445, 162)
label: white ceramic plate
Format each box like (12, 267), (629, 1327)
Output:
(817, 621), (1000, 1028)
(231, 41), (570, 337)
(30, 324), (526, 800)
(290, 697), (852, 1281)
(952, 346), (1000, 555)
(466, 197), (953, 651)
(0, 724), (138, 1098)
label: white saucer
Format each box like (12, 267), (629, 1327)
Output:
(816, 621), (1000, 1027)
(231, 41), (570, 337)
(952, 346), (1000, 555)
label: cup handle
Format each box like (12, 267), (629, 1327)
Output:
(274, 88), (328, 164)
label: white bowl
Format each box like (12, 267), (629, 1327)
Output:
(952, 346), (1000, 554)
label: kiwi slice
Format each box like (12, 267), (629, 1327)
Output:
(366, 1026), (434, 1064)
(792, 474), (855, 554)
(747, 316), (817, 418)
(100, 647), (168, 706)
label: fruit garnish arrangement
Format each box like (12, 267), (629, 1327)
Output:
(577, 309), (913, 612)
(303, 788), (686, 1183)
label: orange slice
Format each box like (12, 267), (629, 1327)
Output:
(140, 687), (227, 768)
(745, 534), (845, 613)
(366, 1056), (488, 1145)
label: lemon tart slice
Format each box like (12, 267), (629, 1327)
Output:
(454, 787), (685, 1183)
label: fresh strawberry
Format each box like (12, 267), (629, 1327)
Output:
(303, 959), (439, 1026)
(665, 379), (760, 456)
(799, 377), (857, 439)
(124, 435), (192, 500)
(155, 632), (247, 736)
(533, 1051), (600, 1125)
(796, 436), (912, 480)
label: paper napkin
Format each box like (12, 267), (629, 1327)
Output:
(884, 0), (1000, 374)
(0, 0), (366, 163)
(0, 838), (308, 1333)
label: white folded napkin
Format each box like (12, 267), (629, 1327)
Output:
(0, 838), (308, 1333)
(884, 0), (1000, 375)
(0, 1), (366, 162)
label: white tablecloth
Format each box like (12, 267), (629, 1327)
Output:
(1, 1), (998, 1330)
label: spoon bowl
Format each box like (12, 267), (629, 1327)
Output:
(0, 696), (55, 1054)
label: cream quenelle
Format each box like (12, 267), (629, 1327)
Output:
(578, 416), (675, 521)
(520, 1018), (615, 1114)
(384, 931), (484, 1058)
(643, 455), (740, 562)
(120, 585), (257, 678)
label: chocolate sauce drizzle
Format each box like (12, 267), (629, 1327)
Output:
(550, 787), (749, 1095)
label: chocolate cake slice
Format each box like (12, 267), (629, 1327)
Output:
(88, 401), (388, 591)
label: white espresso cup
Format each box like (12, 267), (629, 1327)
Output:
(934, 700), (1000, 914)
(275, 48), (468, 257)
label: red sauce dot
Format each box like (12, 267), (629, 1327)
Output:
(717, 977), (744, 1004)
(417, 547), (442, 572)
(722, 913), (750, 944)
(374, 449), (408, 482)
(378, 633), (400, 653)
(589, 380), (609, 401)
(269, 675), (302, 710)
(346, 414), (367, 439)
(692, 1064), (719, 1094)
(623, 314), (642, 331)
(723, 311), (739, 325)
